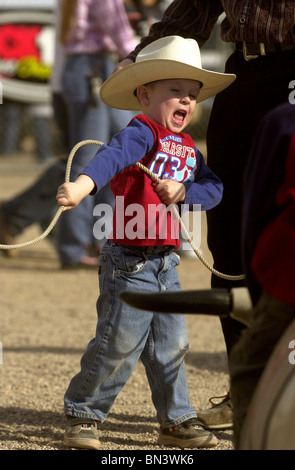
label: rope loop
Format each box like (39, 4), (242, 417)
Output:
(0, 139), (245, 281)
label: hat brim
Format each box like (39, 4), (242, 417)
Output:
(100, 59), (236, 110)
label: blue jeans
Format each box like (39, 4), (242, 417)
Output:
(58, 53), (134, 265)
(64, 241), (196, 427)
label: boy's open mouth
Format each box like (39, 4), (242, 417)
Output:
(173, 109), (187, 125)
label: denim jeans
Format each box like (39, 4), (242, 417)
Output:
(64, 241), (196, 427)
(58, 53), (135, 265)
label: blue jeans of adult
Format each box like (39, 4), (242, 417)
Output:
(64, 241), (196, 427)
(58, 53), (134, 266)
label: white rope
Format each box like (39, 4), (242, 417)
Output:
(0, 139), (245, 281)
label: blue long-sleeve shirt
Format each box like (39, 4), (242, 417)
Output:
(82, 114), (223, 246)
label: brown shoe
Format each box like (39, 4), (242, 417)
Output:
(196, 392), (233, 430)
(64, 420), (100, 450)
(158, 418), (218, 448)
(0, 205), (18, 258)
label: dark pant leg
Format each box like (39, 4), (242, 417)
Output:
(2, 162), (66, 235)
(206, 49), (295, 355)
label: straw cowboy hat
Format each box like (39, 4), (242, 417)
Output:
(100, 35), (236, 110)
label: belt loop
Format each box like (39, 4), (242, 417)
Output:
(242, 41), (266, 61)
(259, 43), (266, 56)
(242, 41), (257, 61)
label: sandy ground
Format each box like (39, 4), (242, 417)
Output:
(0, 153), (234, 453)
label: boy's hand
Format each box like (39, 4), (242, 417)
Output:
(152, 179), (186, 205)
(56, 175), (95, 211)
(56, 182), (85, 210)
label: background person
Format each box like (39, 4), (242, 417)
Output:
(229, 102), (295, 447)
(57, 0), (137, 268)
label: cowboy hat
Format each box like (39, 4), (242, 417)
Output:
(100, 35), (236, 110)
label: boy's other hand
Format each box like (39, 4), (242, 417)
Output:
(152, 179), (186, 205)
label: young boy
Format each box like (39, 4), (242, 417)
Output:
(56, 35), (235, 450)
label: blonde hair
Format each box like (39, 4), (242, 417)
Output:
(59, 0), (78, 44)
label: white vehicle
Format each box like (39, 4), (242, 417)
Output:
(0, 0), (56, 103)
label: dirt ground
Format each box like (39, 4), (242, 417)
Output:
(0, 153), (234, 452)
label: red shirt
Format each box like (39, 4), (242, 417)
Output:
(110, 114), (198, 247)
(251, 131), (295, 304)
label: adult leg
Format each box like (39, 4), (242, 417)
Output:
(1, 162), (66, 237)
(198, 49), (295, 428)
(229, 293), (295, 447)
(0, 161), (66, 256)
(0, 93), (69, 255)
(207, 49), (295, 354)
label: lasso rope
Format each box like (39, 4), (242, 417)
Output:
(0, 139), (245, 281)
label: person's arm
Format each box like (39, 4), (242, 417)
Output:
(81, 119), (155, 192)
(127, 0), (223, 61)
(152, 146), (223, 210)
(56, 119), (155, 210)
(183, 148), (223, 211)
(242, 103), (295, 305)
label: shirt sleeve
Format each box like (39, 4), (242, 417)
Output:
(245, 103), (295, 305)
(127, 0), (223, 61)
(183, 147), (223, 211)
(251, 131), (295, 305)
(80, 119), (155, 193)
(240, 103), (295, 304)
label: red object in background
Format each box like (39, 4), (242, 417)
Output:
(0, 24), (41, 60)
